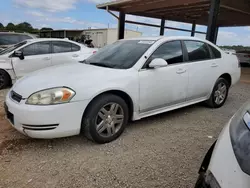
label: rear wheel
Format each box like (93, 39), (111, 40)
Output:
(206, 78), (229, 108)
(0, 70), (10, 89)
(82, 94), (129, 144)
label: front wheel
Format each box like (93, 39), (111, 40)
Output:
(206, 78), (229, 108)
(82, 94), (129, 144)
(0, 70), (10, 89)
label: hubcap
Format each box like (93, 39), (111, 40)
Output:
(214, 82), (227, 105)
(95, 103), (124, 138)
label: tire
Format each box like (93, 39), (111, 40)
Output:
(194, 173), (207, 188)
(82, 94), (129, 144)
(206, 78), (229, 108)
(0, 70), (10, 89)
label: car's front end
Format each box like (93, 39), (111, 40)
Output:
(196, 101), (250, 188)
(5, 87), (88, 139)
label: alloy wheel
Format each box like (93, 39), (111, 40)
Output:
(95, 102), (124, 138)
(214, 82), (227, 105)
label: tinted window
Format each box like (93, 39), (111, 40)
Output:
(52, 41), (72, 53)
(184, 41), (211, 61)
(150, 41), (183, 65)
(72, 43), (80, 52)
(208, 45), (221, 58)
(0, 34), (32, 45)
(85, 40), (154, 69)
(22, 42), (51, 56)
(0, 41), (27, 55)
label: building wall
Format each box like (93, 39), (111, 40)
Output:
(107, 29), (142, 45)
(82, 29), (108, 48)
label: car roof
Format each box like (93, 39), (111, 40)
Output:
(25, 38), (74, 43)
(123, 36), (209, 43)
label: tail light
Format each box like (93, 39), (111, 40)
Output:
(93, 51), (97, 54)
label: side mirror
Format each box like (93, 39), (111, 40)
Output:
(13, 51), (24, 60)
(148, 58), (168, 69)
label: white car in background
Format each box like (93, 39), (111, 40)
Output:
(0, 38), (97, 89)
(236, 51), (250, 65)
(5, 36), (240, 144)
(195, 101), (250, 188)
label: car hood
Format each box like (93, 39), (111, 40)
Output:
(12, 63), (126, 98)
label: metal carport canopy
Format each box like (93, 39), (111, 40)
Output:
(97, 0), (250, 27)
(97, 0), (250, 43)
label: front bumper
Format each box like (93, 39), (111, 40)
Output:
(5, 93), (89, 139)
(206, 118), (250, 187)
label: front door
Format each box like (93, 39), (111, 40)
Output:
(139, 40), (188, 112)
(12, 41), (52, 78)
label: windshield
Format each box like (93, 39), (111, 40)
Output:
(0, 41), (27, 55)
(84, 40), (155, 69)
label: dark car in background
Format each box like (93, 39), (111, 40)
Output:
(0, 32), (36, 51)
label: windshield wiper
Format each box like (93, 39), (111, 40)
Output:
(89, 62), (115, 68)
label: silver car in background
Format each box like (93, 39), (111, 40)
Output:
(236, 51), (250, 65)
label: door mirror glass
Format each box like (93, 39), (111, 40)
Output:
(13, 50), (24, 60)
(149, 58), (168, 68)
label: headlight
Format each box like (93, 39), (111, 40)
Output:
(230, 101), (250, 175)
(26, 87), (75, 105)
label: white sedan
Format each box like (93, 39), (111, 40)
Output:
(0, 38), (97, 89)
(5, 36), (241, 143)
(195, 101), (250, 188)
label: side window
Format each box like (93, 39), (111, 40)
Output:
(22, 42), (51, 56)
(184, 41), (211, 62)
(72, 43), (81, 52)
(149, 41), (183, 65)
(208, 45), (221, 58)
(52, 41), (72, 53)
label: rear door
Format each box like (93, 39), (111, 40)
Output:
(183, 40), (220, 101)
(51, 41), (81, 66)
(12, 41), (52, 78)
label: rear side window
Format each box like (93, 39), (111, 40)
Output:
(208, 45), (221, 58)
(52, 41), (80, 53)
(22, 42), (51, 56)
(184, 41), (211, 62)
(0, 34), (32, 45)
(72, 43), (81, 52)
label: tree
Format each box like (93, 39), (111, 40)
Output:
(6, 22), (15, 31)
(41, 27), (53, 31)
(16, 22), (33, 32)
(0, 23), (4, 30)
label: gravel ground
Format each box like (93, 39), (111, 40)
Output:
(0, 81), (250, 188)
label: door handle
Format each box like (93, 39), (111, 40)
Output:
(211, 63), (218, 67)
(176, 69), (186, 74)
(43, 57), (50, 61)
(72, 54), (79, 58)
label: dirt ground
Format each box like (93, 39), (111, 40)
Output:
(0, 67), (250, 188)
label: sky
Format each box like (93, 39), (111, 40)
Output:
(1, 0), (250, 46)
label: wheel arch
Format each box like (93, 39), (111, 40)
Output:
(219, 73), (232, 87)
(83, 89), (135, 121)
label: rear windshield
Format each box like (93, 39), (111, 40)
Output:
(0, 34), (32, 45)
